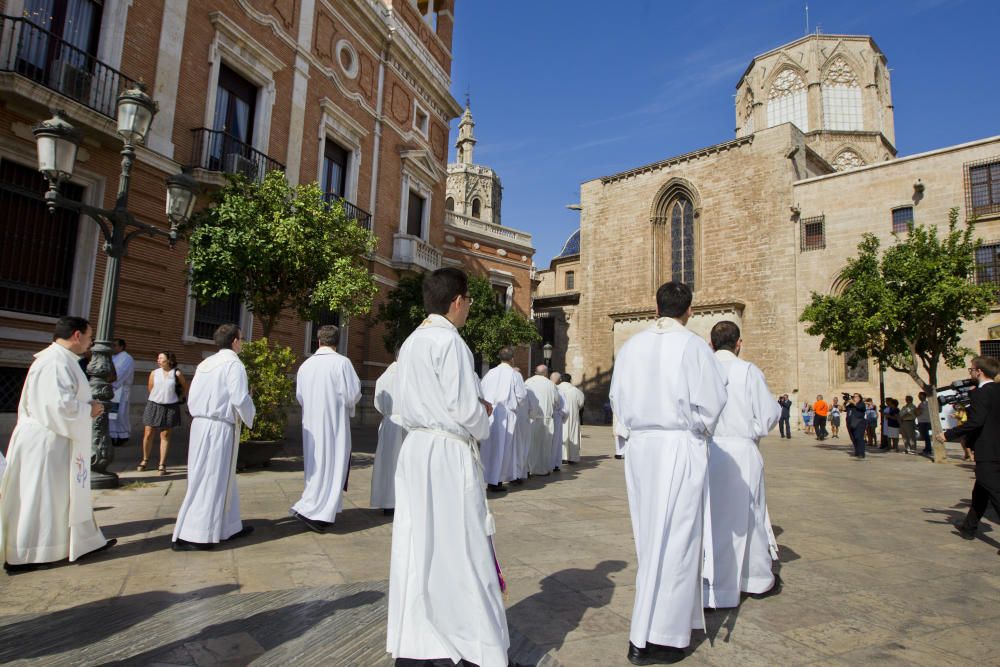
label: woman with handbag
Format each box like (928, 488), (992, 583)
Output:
(139, 351), (187, 475)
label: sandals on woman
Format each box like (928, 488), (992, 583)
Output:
(158, 464), (167, 476)
(136, 459), (148, 472)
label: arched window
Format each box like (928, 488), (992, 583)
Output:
(565, 270), (575, 291)
(670, 198), (695, 287)
(651, 180), (698, 291)
(767, 68), (808, 131)
(471, 197), (481, 218)
(445, 196), (454, 211)
(822, 57), (862, 131)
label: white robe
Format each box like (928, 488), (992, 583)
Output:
(109, 350), (134, 439)
(387, 314), (508, 667)
(704, 350), (781, 608)
(524, 375), (560, 475)
(551, 393), (565, 469)
(512, 394), (531, 480)
(172, 349), (255, 544)
(479, 363), (526, 485)
(371, 362), (407, 509)
(610, 317), (727, 649)
(292, 347), (361, 523)
(559, 382), (585, 462)
(0, 343), (108, 564)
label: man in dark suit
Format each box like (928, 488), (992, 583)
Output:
(938, 356), (1000, 550)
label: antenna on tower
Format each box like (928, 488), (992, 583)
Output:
(805, 4), (809, 35)
(465, 84), (471, 109)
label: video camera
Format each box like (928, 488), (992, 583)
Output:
(841, 392), (852, 403)
(936, 378), (977, 408)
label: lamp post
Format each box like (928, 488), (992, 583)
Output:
(543, 341), (553, 369)
(31, 85), (199, 489)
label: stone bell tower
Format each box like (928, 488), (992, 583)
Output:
(446, 100), (503, 224)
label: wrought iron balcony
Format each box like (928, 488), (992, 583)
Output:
(188, 128), (285, 183)
(392, 233), (441, 273)
(324, 193), (372, 231)
(0, 15), (138, 119)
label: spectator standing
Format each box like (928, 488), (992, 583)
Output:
(845, 393), (867, 459)
(899, 395), (918, 454)
(109, 338), (134, 447)
(917, 391), (933, 457)
(864, 399), (879, 447)
(813, 395), (829, 441)
(140, 351), (186, 475)
(829, 397), (841, 439)
(802, 402), (813, 434)
(777, 395), (792, 439)
(883, 398), (901, 451)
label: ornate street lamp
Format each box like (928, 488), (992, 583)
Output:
(30, 85), (199, 488)
(543, 342), (553, 367)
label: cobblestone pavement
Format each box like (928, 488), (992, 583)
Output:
(0, 425), (997, 665)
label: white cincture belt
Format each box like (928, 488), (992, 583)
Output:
(192, 415), (234, 425)
(410, 427), (496, 536)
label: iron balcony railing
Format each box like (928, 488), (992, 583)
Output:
(189, 128), (285, 184)
(324, 193), (372, 231)
(0, 15), (138, 119)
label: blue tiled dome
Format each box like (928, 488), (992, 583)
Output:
(558, 229), (580, 257)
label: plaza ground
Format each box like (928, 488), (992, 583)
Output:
(0, 425), (997, 665)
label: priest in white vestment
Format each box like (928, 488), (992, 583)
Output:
(550, 373), (565, 471)
(703, 321), (782, 609)
(172, 324), (256, 551)
(558, 373), (585, 463)
(291, 325), (361, 532)
(109, 338), (135, 447)
(386, 268), (510, 667)
(371, 361), (406, 512)
(1, 316), (114, 571)
(511, 367), (531, 484)
(610, 282), (727, 663)
(480, 347), (527, 491)
(524, 365), (560, 476)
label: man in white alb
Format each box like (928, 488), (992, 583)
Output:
(172, 324), (256, 551)
(511, 366), (531, 484)
(480, 346), (527, 492)
(610, 282), (727, 665)
(371, 358), (406, 515)
(703, 321), (782, 610)
(386, 267), (512, 667)
(2, 316), (115, 572)
(558, 373), (585, 464)
(291, 325), (361, 532)
(550, 372), (566, 472)
(524, 365), (560, 476)
(109, 338), (134, 447)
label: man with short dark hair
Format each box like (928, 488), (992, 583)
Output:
(611, 281), (727, 664)
(813, 394), (829, 441)
(110, 338), (135, 447)
(938, 356), (1000, 548)
(291, 324), (361, 532)
(704, 320), (782, 608)
(172, 324), (256, 551)
(387, 268), (512, 666)
(777, 394), (792, 439)
(845, 393), (867, 459)
(2, 316), (115, 572)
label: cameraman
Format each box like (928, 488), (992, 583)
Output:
(845, 392), (867, 459)
(936, 356), (1000, 546)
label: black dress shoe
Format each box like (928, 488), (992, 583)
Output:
(487, 483), (507, 493)
(512, 478), (525, 485)
(292, 511), (328, 534)
(171, 539), (214, 551)
(383, 508), (395, 516)
(628, 641), (685, 665)
(4, 561), (55, 574)
(614, 454), (624, 460)
(748, 573), (783, 600)
(952, 519), (976, 540)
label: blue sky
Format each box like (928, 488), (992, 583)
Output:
(448, 0), (1000, 266)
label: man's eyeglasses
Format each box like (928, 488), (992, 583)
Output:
(462, 294), (474, 305)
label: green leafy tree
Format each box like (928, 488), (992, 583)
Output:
(374, 273), (540, 362)
(185, 171), (377, 338)
(800, 208), (995, 462)
(238, 337), (295, 442)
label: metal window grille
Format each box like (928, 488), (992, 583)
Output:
(0, 366), (29, 412)
(309, 309), (340, 353)
(0, 158), (84, 317)
(193, 294), (242, 340)
(965, 157), (1000, 218)
(980, 340), (1000, 359)
(800, 215), (826, 252)
(891, 206), (913, 234)
(974, 242), (1000, 301)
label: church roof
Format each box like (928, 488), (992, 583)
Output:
(557, 229), (580, 257)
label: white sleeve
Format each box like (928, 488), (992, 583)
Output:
(687, 339), (728, 437)
(227, 362), (256, 429)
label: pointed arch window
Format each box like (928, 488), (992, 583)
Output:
(822, 57), (862, 131)
(471, 197), (481, 218)
(670, 198), (695, 287)
(767, 68), (808, 131)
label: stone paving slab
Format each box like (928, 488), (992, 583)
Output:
(0, 426), (998, 665)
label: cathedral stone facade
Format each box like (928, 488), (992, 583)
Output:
(567, 34), (1000, 421)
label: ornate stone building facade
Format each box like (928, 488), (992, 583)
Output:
(568, 33), (1000, 420)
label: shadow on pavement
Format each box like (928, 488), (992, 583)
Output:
(0, 584), (239, 662)
(506, 559), (626, 659)
(107, 590), (384, 666)
(101, 517), (175, 540)
(921, 504), (999, 550)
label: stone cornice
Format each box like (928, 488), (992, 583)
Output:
(599, 136), (754, 184)
(210, 11), (286, 73)
(609, 301), (746, 322)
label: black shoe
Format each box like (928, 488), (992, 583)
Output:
(225, 525), (255, 541)
(553, 467), (561, 472)
(171, 539), (214, 552)
(4, 560), (55, 574)
(77, 538), (117, 561)
(748, 573), (782, 600)
(952, 519), (976, 540)
(383, 508), (395, 516)
(614, 454), (624, 460)
(628, 641), (685, 665)
(487, 483), (507, 493)
(512, 478), (525, 485)
(292, 511), (327, 534)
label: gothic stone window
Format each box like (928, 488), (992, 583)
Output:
(471, 197), (481, 219)
(767, 68), (808, 132)
(800, 215), (825, 252)
(974, 242), (1000, 300)
(966, 158), (1000, 217)
(822, 57), (863, 131)
(670, 199), (695, 286)
(652, 184), (698, 291)
(891, 206), (913, 234)
(844, 349), (869, 383)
